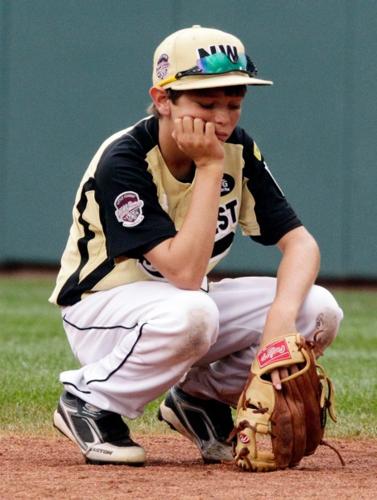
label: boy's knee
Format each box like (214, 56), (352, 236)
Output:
(172, 292), (219, 360)
(300, 286), (343, 356)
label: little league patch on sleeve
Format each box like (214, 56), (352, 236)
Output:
(114, 191), (144, 227)
(257, 339), (291, 368)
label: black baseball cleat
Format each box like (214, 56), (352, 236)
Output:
(53, 391), (145, 465)
(158, 386), (234, 463)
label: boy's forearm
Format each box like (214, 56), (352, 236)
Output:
(145, 165), (223, 289)
(261, 227), (320, 344)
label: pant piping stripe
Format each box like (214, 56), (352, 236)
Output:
(63, 314), (138, 331)
(86, 322), (147, 385)
(61, 381), (91, 394)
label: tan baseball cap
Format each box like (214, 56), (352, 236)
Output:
(152, 25), (273, 90)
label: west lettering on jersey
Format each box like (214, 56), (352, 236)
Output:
(217, 199), (238, 234)
(138, 199), (240, 280)
(212, 199), (239, 260)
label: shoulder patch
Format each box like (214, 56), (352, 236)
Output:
(114, 191), (144, 227)
(253, 142), (262, 161)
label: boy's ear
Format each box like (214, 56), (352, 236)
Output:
(149, 87), (171, 117)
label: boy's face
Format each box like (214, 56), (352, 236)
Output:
(169, 88), (244, 142)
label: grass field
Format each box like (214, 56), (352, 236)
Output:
(0, 276), (376, 437)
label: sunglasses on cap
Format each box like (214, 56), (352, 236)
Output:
(157, 52), (258, 87)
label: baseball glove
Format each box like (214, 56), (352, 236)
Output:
(229, 333), (344, 472)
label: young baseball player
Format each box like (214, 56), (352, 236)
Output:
(50, 25), (343, 466)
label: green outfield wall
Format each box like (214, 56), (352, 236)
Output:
(1, 0), (376, 278)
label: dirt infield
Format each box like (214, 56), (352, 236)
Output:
(1, 434), (376, 499)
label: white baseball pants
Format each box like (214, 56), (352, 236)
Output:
(59, 277), (343, 418)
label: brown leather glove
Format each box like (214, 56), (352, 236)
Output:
(230, 334), (341, 472)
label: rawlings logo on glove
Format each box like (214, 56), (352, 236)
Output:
(229, 333), (345, 472)
(257, 339), (291, 367)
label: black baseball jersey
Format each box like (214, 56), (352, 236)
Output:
(49, 116), (302, 306)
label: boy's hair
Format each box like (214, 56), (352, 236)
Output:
(147, 85), (247, 118)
